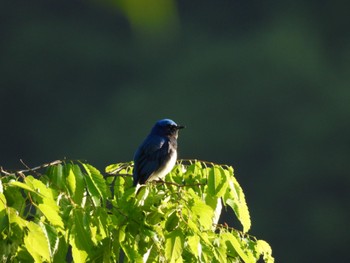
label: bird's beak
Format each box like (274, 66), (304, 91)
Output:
(177, 125), (185, 130)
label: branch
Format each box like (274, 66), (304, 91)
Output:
(0, 159), (63, 176)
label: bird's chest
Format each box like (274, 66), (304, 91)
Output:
(149, 149), (177, 182)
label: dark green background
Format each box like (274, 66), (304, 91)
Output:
(1, 0), (349, 262)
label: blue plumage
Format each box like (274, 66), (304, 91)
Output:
(133, 119), (185, 186)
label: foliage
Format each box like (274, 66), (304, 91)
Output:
(0, 160), (274, 263)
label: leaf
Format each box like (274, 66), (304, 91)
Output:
(205, 195), (223, 225)
(165, 229), (184, 263)
(47, 164), (64, 189)
(40, 222), (60, 257)
(9, 180), (34, 193)
(65, 164), (85, 205)
(192, 201), (214, 230)
(213, 237), (227, 263)
(0, 193), (8, 233)
(165, 211), (180, 231)
(186, 235), (200, 258)
(256, 240), (274, 263)
(222, 232), (255, 263)
(3, 185), (26, 213)
(69, 208), (96, 263)
(53, 236), (69, 263)
(223, 173), (251, 233)
(25, 176), (56, 199)
(70, 234), (89, 263)
(7, 207), (27, 228)
(187, 189), (214, 230)
(119, 226), (143, 263)
(72, 165), (85, 202)
(207, 166), (228, 198)
(0, 192), (6, 210)
(105, 162), (132, 174)
(66, 164), (76, 196)
(38, 203), (64, 229)
(82, 163), (108, 206)
(24, 221), (51, 262)
(0, 160), (273, 262)
(72, 208), (94, 250)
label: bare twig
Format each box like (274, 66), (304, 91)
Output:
(0, 159), (63, 177)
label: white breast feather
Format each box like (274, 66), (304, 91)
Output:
(148, 151), (177, 182)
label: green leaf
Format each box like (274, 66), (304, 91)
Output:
(222, 232), (255, 263)
(213, 237), (227, 263)
(7, 207), (27, 228)
(24, 221), (51, 262)
(223, 173), (251, 233)
(70, 234), (89, 263)
(72, 208), (94, 250)
(192, 200), (214, 230)
(0, 193), (8, 233)
(0, 192), (6, 210)
(53, 236), (69, 263)
(165, 211), (180, 231)
(105, 162), (132, 174)
(9, 180), (34, 192)
(205, 195), (223, 225)
(38, 203), (64, 229)
(3, 185), (26, 214)
(187, 189), (214, 230)
(72, 164), (85, 204)
(186, 235), (200, 258)
(25, 176), (56, 199)
(65, 164), (85, 205)
(207, 166), (228, 198)
(66, 164), (76, 196)
(165, 229), (184, 262)
(69, 208), (96, 263)
(82, 163), (108, 206)
(40, 222), (59, 258)
(0, 160), (273, 262)
(47, 164), (64, 189)
(256, 240), (274, 263)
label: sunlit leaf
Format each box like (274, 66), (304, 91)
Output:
(71, 164), (85, 205)
(207, 166), (228, 197)
(0, 193), (8, 233)
(82, 163), (108, 206)
(66, 164), (76, 196)
(0, 160), (273, 262)
(222, 232), (255, 263)
(186, 235), (200, 258)
(223, 173), (251, 233)
(25, 176), (56, 199)
(40, 222), (59, 257)
(38, 203), (64, 229)
(165, 229), (184, 263)
(9, 180), (34, 192)
(24, 221), (51, 262)
(256, 240), (274, 263)
(72, 208), (94, 250)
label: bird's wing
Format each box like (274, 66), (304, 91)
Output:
(133, 135), (170, 185)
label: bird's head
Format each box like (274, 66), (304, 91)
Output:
(151, 119), (185, 138)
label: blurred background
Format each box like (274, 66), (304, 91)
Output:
(1, 0), (349, 262)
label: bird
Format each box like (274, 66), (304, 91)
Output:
(133, 119), (185, 186)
